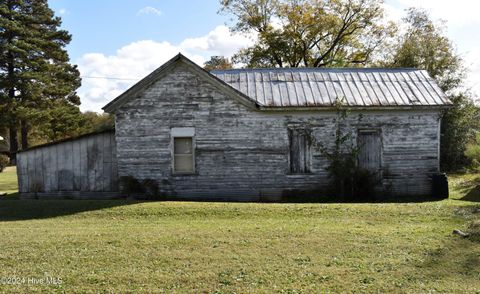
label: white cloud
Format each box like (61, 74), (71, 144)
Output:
(464, 49), (480, 102)
(384, 0), (480, 101)
(76, 26), (254, 112)
(59, 8), (69, 15)
(180, 25), (255, 57)
(137, 6), (162, 17)
(391, 0), (480, 26)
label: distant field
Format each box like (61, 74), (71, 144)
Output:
(0, 166), (18, 195)
(0, 169), (479, 292)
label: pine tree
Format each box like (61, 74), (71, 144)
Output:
(0, 0), (81, 163)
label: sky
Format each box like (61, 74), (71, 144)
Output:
(47, 0), (480, 112)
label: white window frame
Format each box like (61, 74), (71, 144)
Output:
(171, 128), (196, 174)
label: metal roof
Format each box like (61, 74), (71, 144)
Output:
(211, 68), (451, 108)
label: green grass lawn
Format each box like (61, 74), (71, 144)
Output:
(0, 166), (18, 195)
(0, 169), (479, 292)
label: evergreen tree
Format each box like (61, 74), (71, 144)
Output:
(0, 0), (81, 163)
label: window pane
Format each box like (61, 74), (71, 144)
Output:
(174, 137), (192, 154)
(174, 155), (194, 172)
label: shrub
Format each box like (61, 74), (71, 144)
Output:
(0, 154), (9, 172)
(349, 168), (378, 202)
(310, 98), (380, 202)
(119, 176), (165, 200)
(465, 133), (480, 171)
(142, 179), (163, 200)
(119, 176), (144, 196)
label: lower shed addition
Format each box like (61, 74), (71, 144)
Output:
(16, 131), (118, 199)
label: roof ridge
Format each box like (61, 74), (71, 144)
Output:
(211, 67), (422, 73)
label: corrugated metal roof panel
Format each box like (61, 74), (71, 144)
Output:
(211, 68), (450, 108)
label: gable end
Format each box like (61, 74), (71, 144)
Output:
(102, 53), (259, 113)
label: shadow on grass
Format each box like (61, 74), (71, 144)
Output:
(276, 194), (445, 204)
(0, 199), (143, 222)
(416, 226), (480, 290)
(455, 175), (480, 202)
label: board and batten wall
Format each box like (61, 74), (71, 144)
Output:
(17, 131), (118, 199)
(114, 62), (442, 201)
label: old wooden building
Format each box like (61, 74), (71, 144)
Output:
(17, 54), (451, 200)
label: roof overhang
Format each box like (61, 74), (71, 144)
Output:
(257, 104), (452, 112)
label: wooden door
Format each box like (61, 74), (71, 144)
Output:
(357, 130), (382, 175)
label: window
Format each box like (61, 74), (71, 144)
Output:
(171, 128), (195, 174)
(289, 129), (311, 174)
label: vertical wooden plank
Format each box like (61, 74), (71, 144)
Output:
(358, 131), (382, 176)
(94, 134), (104, 191)
(111, 133), (119, 191)
(57, 142), (65, 190)
(58, 141), (73, 191)
(42, 147), (51, 192)
(86, 135), (96, 191)
(80, 136), (89, 191)
(47, 145), (58, 192)
(298, 132), (306, 172)
(33, 149), (44, 192)
(26, 151), (35, 192)
(51, 144), (59, 191)
(72, 139), (81, 190)
(16, 152), (25, 193)
(103, 132), (112, 191)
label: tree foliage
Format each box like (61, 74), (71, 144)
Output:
(440, 93), (480, 170)
(0, 0), (81, 161)
(37, 106), (114, 142)
(220, 0), (394, 67)
(384, 8), (480, 171)
(386, 8), (463, 92)
(204, 56), (233, 71)
(465, 132), (480, 171)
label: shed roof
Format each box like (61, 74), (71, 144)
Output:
(211, 68), (451, 108)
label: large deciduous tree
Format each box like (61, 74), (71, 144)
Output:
(385, 8), (480, 171)
(0, 0), (81, 163)
(204, 56), (233, 71)
(220, 0), (393, 68)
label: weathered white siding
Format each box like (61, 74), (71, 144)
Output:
(17, 131), (118, 199)
(115, 63), (441, 200)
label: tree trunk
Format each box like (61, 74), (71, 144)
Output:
(21, 120), (29, 150)
(9, 124), (18, 165)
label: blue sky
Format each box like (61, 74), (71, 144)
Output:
(48, 0), (480, 112)
(49, 0), (229, 61)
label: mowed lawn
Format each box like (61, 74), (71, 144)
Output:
(0, 168), (479, 292)
(0, 166), (19, 194)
